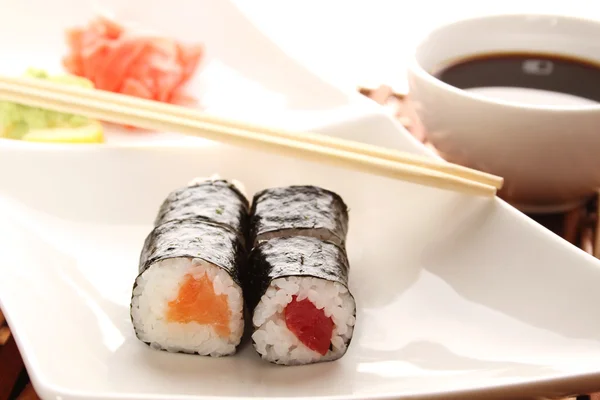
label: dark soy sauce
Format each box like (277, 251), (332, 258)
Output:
(433, 52), (600, 106)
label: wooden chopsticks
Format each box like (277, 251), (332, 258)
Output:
(0, 74), (503, 197)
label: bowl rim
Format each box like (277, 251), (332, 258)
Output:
(406, 12), (600, 113)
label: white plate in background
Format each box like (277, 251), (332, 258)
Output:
(0, 0), (408, 150)
(234, 0), (600, 93)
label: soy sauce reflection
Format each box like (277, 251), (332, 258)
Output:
(433, 52), (600, 106)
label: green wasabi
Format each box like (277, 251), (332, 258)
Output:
(0, 68), (94, 139)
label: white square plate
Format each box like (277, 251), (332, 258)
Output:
(2, 1), (600, 400)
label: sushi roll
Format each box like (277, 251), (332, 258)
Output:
(249, 185), (349, 247)
(155, 177), (249, 237)
(246, 236), (356, 366)
(130, 178), (248, 357)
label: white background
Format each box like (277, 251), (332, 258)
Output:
(234, 0), (600, 93)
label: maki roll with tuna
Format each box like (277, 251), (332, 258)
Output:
(249, 185), (349, 247)
(247, 236), (356, 365)
(130, 177), (248, 357)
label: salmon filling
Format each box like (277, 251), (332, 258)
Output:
(166, 273), (231, 337)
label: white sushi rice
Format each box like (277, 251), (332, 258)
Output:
(251, 276), (356, 365)
(131, 257), (244, 357)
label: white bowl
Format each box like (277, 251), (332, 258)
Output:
(406, 13), (600, 213)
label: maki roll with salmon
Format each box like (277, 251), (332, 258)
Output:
(247, 236), (356, 365)
(249, 185), (349, 247)
(130, 177), (248, 357)
(155, 177), (249, 240)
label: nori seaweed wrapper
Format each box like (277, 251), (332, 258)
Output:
(249, 185), (349, 247)
(137, 216), (246, 287)
(154, 180), (249, 241)
(244, 235), (352, 314)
